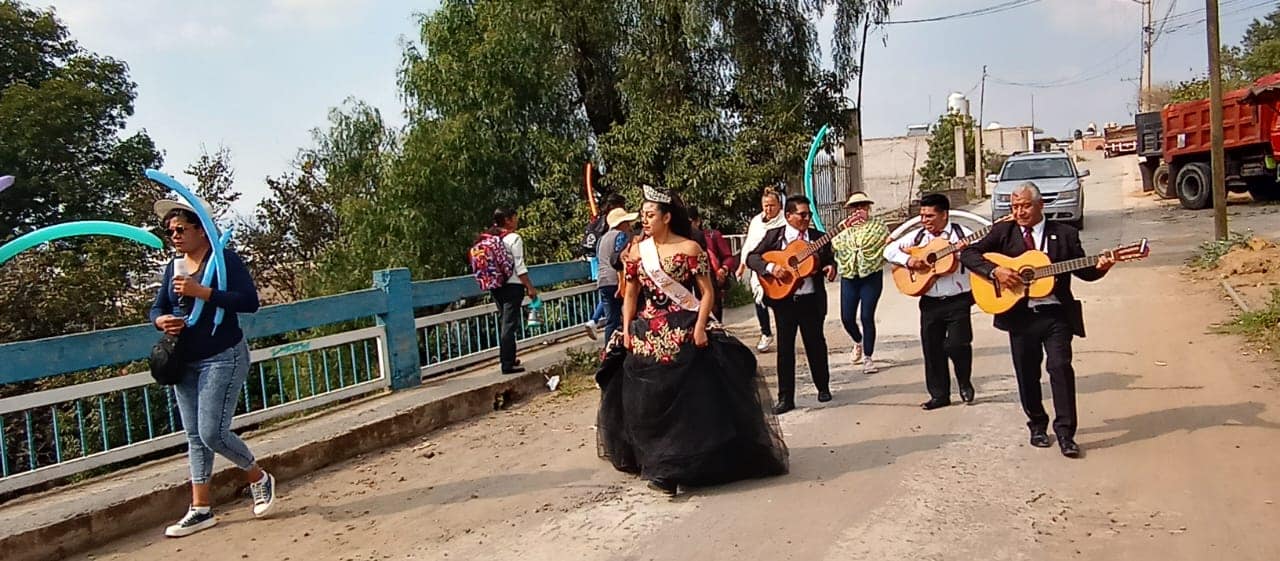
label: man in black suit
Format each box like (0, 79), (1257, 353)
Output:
(747, 195), (838, 414)
(960, 183), (1114, 458)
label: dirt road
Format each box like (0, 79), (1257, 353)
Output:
(83, 155), (1280, 561)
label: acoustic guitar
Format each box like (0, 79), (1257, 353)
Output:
(969, 239), (1149, 315)
(758, 212), (867, 300)
(891, 215), (1014, 296)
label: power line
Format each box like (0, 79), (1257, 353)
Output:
(883, 0), (1044, 25)
(1161, 0), (1268, 33)
(1164, 0), (1276, 34)
(988, 39), (1140, 89)
(1152, 0), (1178, 44)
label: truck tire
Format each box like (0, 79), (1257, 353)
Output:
(1176, 162), (1213, 210)
(1153, 164), (1174, 199)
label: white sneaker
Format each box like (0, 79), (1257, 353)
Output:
(582, 321), (598, 340)
(863, 356), (878, 374)
(756, 335), (772, 352)
(165, 507), (217, 537)
(250, 472), (276, 517)
(852, 342), (864, 363)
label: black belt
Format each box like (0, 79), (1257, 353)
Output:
(921, 292), (972, 304)
(1029, 303), (1063, 313)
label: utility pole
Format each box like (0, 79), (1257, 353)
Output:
(1140, 0), (1154, 111)
(1206, 0), (1228, 240)
(1031, 93), (1036, 151)
(975, 65), (987, 198)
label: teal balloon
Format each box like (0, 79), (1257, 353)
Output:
(145, 169), (228, 332)
(187, 227), (235, 330)
(803, 124), (831, 231)
(0, 221), (163, 266)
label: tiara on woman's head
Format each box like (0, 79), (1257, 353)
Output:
(642, 184), (672, 204)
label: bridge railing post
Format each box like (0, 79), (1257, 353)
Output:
(373, 268), (421, 390)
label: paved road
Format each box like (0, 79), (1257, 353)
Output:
(84, 155), (1280, 561)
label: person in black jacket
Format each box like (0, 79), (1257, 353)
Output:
(148, 198), (271, 537)
(746, 195), (837, 414)
(960, 183), (1114, 458)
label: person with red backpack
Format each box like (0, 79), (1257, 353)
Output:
(471, 208), (537, 374)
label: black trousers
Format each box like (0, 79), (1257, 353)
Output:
(1008, 306), (1077, 439)
(919, 293), (974, 401)
(491, 284), (525, 371)
(772, 293), (830, 402)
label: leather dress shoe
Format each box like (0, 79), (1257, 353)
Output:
(647, 478), (678, 496)
(1029, 430), (1052, 448)
(1059, 438), (1081, 458)
(501, 366), (526, 375)
(772, 400), (796, 415)
(959, 385), (975, 404)
(817, 390), (833, 403)
(920, 398), (951, 411)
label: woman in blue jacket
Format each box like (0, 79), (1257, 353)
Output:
(148, 198), (271, 537)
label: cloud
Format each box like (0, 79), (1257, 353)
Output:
(259, 0), (376, 30)
(1043, 0), (1140, 37)
(43, 1), (247, 52)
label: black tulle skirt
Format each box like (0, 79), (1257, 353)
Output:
(595, 312), (789, 487)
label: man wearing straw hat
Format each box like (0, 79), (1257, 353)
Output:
(596, 206), (639, 344)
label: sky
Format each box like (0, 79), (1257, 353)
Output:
(39, 0), (1279, 216)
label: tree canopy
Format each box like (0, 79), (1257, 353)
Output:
(1169, 5), (1280, 104)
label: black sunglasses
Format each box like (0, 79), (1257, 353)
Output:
(789, 211), (813, 219)
(166, 225), (199, 237)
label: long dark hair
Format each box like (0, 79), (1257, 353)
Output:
(647, 196), (706, 250)
(482, 207), (517, 239)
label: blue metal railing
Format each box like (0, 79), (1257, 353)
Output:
(0, 261), (591, 494)
(418, 284), (599, 377)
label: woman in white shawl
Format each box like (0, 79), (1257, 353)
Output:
(736, 188), (786, 352)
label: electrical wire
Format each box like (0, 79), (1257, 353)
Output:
(988, 39), (1140, 89)
(1162, 0), (1272, 34)
(883, 0), (1044, 25)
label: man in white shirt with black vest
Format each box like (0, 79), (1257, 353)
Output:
(884, 193), (976, 410)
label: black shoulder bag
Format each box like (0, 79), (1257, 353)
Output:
(149, 334), (186, 385)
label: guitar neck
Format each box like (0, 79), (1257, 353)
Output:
(1032, 254), (1103, 279)
(935, 224), (995, 259)
(796, 219), (858, 261)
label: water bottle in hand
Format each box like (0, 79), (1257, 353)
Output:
(172, 256), (191, 317)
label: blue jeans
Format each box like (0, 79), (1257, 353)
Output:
(174, 339), (256, 484)
(589, 258), (607, 323)
(840, 272), (884, 356)
(598, 286), (623, 343)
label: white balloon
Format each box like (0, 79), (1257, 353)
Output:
(888, 209), (994, 242)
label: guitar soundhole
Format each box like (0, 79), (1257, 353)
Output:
(925, 253), (937, 265)
(787, 256), (799, 268)
(1018, 268), (1035, 283)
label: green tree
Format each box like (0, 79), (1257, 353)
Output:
(183, 145), (241, 221)
(917, 112), (978, 193)
(0, 1), (163, 342)
(243, 99), (396, 301)
(305, 0), (898, 294)
(1169, 6), (1280, 103)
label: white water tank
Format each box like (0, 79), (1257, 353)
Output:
(947, 92), (970, 115)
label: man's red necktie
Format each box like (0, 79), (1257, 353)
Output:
(1022, 226), (1036, 250)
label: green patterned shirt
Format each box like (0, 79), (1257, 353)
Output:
(832, 217), (890, 279)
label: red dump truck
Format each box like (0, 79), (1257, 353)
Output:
(1136, 71), (1280, 209)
